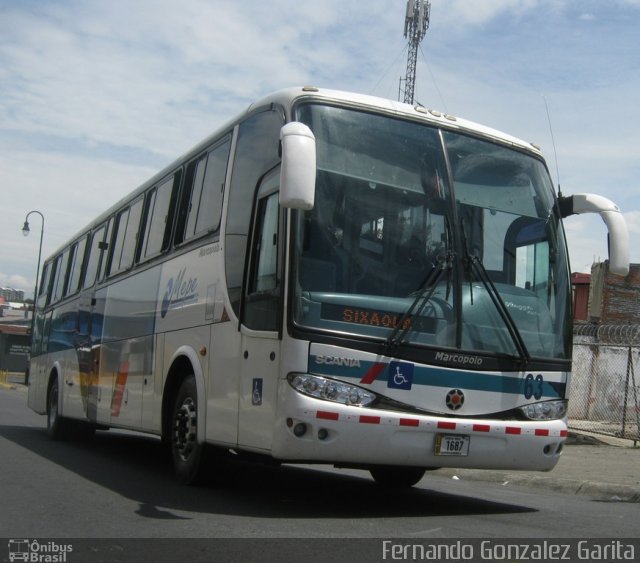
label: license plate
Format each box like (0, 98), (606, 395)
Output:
(435, 434), (470, 456)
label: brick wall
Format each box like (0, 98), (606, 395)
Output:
(589, 262), (640, 324)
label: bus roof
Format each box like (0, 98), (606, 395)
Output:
(258, 86), (542, 155)
(46, 86), (546, 261)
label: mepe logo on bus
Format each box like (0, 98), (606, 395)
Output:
(161, 267), (199, 318)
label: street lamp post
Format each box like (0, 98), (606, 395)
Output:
(21, 210), (45, 385)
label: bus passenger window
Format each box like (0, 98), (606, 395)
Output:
(83, 225), (106, 289)
(67, 236), (87, 295)
(46, 256), (62, 306)
(97, 218), (114, 283)
(109, 208), (130, 276)
(37, 262), (51, 309)
(181, 136), (231, 243)
(121, 198), (143, 268)
(195, 138), (230, 236)
(109, 197), (143, 275)
(52, 250), (71, 303)
(182, 155), (207, 242)
(141, 175), (177, 260)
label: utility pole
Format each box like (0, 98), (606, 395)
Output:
(400, 0), (430, 105)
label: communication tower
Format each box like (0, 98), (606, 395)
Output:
(400, 0), (431, 104)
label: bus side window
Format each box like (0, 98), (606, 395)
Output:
(52, 249), (71, 303)
(108, 207), (130, 277)
(67, 235), (88, 295)
(252, 194), (279, 292)
(109, 197), (143, 276)
(83, 225), (107, 289)
(37, 262), (52, 309)
(97, 217), (114, 283)
(46, 256), (62, 307)
(177, 136), (231, 245)
(244, 171), (281, 331)
(123, 197), (144, 267)
(61, 244), (77, 298)
(225, 109), (284, 317)
(179, 155), (207, 243)
(141, 173), (180, 260)
(194, 137), (231, 236)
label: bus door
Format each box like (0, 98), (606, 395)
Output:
(238, 170), (282, 450)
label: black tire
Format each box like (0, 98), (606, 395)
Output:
(171, 375), (204, 485)
(47, 378), (68, 440)
(369, 466), (426, 488)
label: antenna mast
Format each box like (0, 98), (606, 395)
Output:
(400, 0), (431, 105)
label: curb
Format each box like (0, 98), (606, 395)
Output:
(435, 468), (640, 503)
(567, 430), (637, 448)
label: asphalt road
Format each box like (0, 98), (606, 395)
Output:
(1, 386), (638, 561)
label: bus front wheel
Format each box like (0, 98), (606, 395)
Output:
(369, 466), (426, 488)
(171, 375), (204, 485)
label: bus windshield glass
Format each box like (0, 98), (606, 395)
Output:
(292, 103), (572, 361)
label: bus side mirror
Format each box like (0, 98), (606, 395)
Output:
(280, 122), (316, 210)
(558, 193), (629, 276)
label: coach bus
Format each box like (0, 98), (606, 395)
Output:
(27, 87), (629, 487)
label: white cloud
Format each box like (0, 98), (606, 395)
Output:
(0, 273), (30, 291)
(0, 145), (156, 294)
(435, 0), (537, 25)
(1, 0), (639, 296)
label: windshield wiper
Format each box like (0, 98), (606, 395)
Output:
(465, 252), (531, 366)
(383, 252), (454, 353)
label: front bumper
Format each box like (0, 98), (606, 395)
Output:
(272, 384), (567, 471)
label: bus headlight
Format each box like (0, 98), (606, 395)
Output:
(288, 373), (376, 407)
(519, 400), (568, 421)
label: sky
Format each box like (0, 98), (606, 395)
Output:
(1, 0), (639, 298)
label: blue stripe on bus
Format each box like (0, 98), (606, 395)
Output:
(308, 355), (565, 398)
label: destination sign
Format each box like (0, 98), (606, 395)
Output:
(320, 303), (437, 333)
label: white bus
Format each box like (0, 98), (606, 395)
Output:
(27, 87), (629, 487)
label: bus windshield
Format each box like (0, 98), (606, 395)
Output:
(292, 103), (572, 362)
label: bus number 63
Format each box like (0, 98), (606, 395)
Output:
(524, 373), (544, 400)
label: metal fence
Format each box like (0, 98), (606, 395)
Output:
(570, 324), (640, 443)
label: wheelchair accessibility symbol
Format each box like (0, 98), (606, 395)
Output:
(387, 361), (414, 390)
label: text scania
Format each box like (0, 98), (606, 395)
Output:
(314, 356), (361, 368)
(161, 267), (199, 318)
(435, 351), (483, 366)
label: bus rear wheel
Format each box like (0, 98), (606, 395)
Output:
(171, 375), (204, 485)
(369, 466), (426, 488)
(47, 378), (95, 440)
(47, 378), (68, 440)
